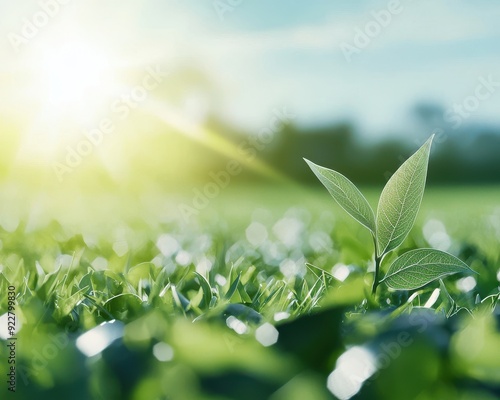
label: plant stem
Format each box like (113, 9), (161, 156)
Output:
(371, 235), (381, 295)
(372, 255), (381, 295)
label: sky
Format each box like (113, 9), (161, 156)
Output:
(167, 0), (500, 135)
(1, 0), (500, 141)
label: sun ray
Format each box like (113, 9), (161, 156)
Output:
(144, 98), (293, 183)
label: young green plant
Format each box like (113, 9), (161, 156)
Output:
(305, 135), (475, 295)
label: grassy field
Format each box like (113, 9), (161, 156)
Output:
(0, 184), (499, 399)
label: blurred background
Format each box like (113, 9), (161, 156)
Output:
(1, 2), (500, 399)
(1, 0), (499, 202)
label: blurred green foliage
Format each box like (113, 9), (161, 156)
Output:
(0, 185), (499, 399)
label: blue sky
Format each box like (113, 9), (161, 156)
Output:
(2, 0), (500, 139)
(176, 0), (500, 135)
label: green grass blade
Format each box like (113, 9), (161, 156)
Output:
(224, 273), (241, 300)
(194, 271), (213, 309)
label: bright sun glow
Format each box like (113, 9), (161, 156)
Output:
(15, 37), (121, 162)
(37, 41), (115, 123)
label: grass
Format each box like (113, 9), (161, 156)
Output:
(0, 184), (499, 399)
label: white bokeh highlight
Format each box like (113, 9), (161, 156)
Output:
(76, 320), (124, 357)
(255, 323), (279, 347)
(327, 346), (377, 400)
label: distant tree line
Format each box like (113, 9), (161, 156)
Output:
(206, 114), (500, 185)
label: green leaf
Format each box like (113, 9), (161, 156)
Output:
(57, 285), (88, 317)
(104, 293), (144, 319)
(376, 135), (433, 256)
(126, 262), (154, 287)
(382, 248), (475, 290)
(304, 158), (375, 233)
